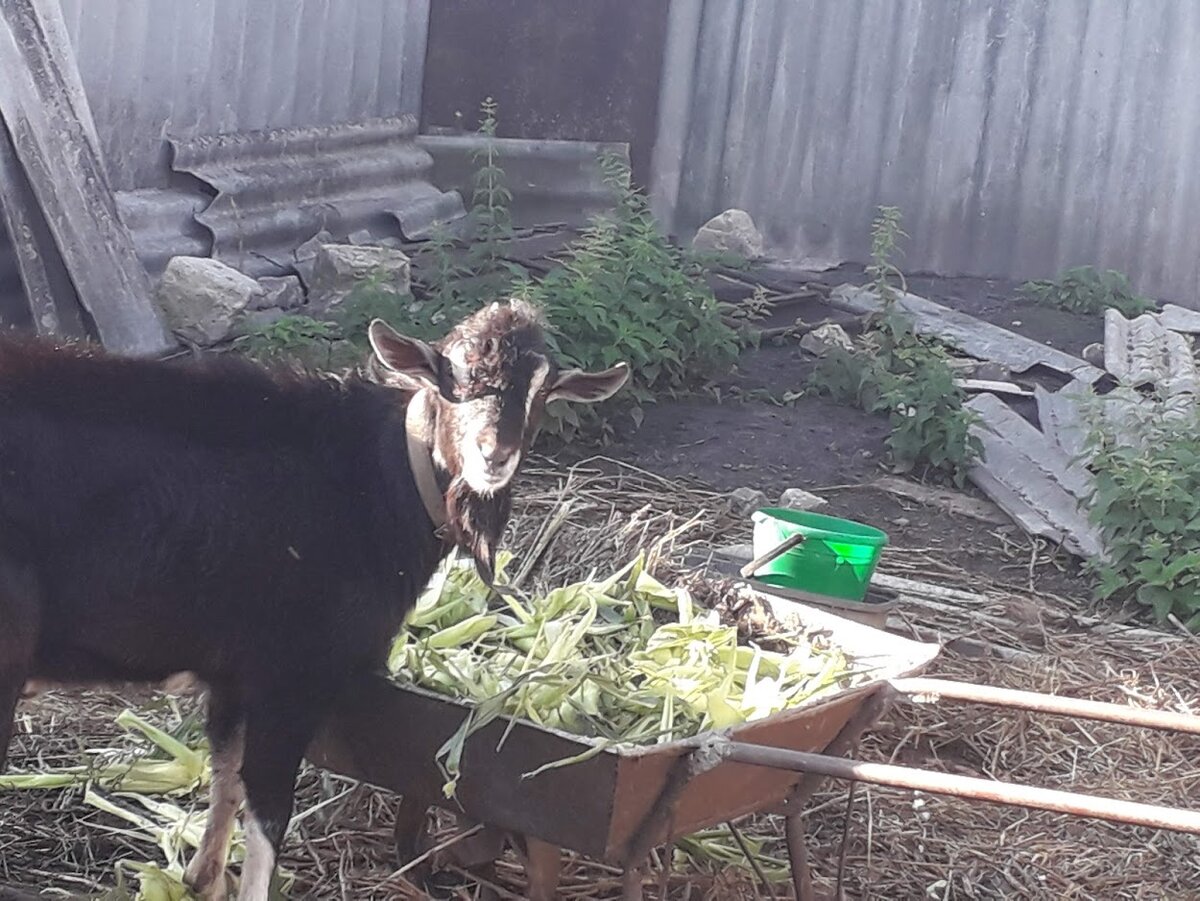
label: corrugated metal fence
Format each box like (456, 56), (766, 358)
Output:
(652, 0), (1200, 302)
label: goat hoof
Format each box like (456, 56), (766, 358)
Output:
(184, 857), (233, 900)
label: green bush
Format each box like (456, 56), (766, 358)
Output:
(1083, 391), (1200, 629)
(1019, 266), (1153, 317)
(525, 153), (739, 441)
(807, 207), (980, 486)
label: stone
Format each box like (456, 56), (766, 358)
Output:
(799, 323), (854, 357)
(253, 275), (304, 311)
(779, 488), (828, 511)
(347, 228), (375, 246)
(155, 256), (263, 346)
(692, 209), (765, 259)
(1082, 342), (1105, 367)
(292, 229), (334, 288)
(728, 487), (769, 517)
(308, 244), (411, 313)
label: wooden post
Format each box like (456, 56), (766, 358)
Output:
(0, 0), (172, 355)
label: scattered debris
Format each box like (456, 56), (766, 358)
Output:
(829, 285), (1105, 385)
(308, 244), (411, 313)
(254, 275), (304, 311)
(155, 256), (263, 346)
(778, 488), (827, 511)
(954, 378), (1034, 397)
(964, 393), (1103, 559)
(692, 209), (765, 259)
(1156, 303), (1200, 334)
(1102, 307), (1197, 396)
(798, 322), (854, 357)
(728, 487), (769, 517)
(1033, 382), (1092, 461)
(871, 476), (1009, 525)
(170, 119), (464, 277)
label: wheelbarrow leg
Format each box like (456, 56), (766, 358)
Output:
(518, 836), (562, 901)
(392, 795), (429, 866)
(785, 814), (815, 901)
(621, 865), (644, 901)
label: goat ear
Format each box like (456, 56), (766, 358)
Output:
(547, 362), (630, 404)
(368, 319), (439, 389)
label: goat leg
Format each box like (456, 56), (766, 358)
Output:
(236, 692), (327, 901)
(185, 690), (245, 899)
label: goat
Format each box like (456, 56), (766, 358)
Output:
(0, 298), (628, 900)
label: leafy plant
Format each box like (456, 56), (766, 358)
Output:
(527, 152), (739, 441)
(1082, 390), (1200, 629)
(808, 208), (980, 485)
(1019, 266), (1154, 317)
(236, 314), (346, 369)
(866, 205), (907, 307)
(464, 97), (524, 296)
(238, 102), (739, 446)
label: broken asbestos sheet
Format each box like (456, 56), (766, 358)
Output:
(965, 393), (1104, 560)
(830, 285), (1106, 384)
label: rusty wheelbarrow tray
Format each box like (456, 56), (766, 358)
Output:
(307, 589), (1200, 899)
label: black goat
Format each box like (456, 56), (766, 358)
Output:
(0, 299), (628, 900)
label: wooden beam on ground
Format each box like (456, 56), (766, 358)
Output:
(0, 0), (172, 355)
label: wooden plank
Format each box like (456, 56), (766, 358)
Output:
(0, 115), (84, 338)
(0, 0), (171, 355)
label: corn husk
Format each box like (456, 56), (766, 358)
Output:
(390, 552), (864, 798)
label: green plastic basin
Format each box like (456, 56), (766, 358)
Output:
(751, 508), (888, 602)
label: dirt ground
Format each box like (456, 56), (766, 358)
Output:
(603, 265), (1103, 606)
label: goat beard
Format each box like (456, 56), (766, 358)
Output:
(444, 475), (512, 586)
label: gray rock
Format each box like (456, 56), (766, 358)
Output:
(347, 228), (375, 246)
(779, 488), (828, 511)
(799, 323), (854, 357)
(1082, 342), (1105, 367)
(692, 209), (765, 259)
(308, 244), (411, 313)
(156, 256), (263, 346)
(728, 486), (769, 517)
(254, 275), (305, 311)
(293, 229), (334, 288)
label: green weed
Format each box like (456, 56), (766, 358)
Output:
(1019, 266), (1153, 317)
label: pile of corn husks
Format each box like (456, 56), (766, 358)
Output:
(388, 552), (861, 797)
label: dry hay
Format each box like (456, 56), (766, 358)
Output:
(2, 457), (1199, 899)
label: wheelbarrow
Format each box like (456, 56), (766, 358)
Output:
(307, 584), (1200, 900)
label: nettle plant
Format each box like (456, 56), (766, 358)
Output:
(1019, 266), (1154, 317)
(240, 101), (739, 446)
(527, 153), (739, 442)
(1082, 389), (1200, 629)
(808, 207), (980, 485)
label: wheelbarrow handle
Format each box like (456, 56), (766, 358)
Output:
(739, 532), (806, 580)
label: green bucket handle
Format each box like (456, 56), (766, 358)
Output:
(739, 532), (807, 580)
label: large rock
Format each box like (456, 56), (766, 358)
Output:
(156, 256), (263, 346)
(692, 209), (765, 259)
(292, 229), (333, 288)
(308, 244), (411, 313)
(253, 275), (305, 311)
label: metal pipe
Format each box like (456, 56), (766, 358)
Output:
(890, 677), (1200, 736)
(723, 742), (1200, 835)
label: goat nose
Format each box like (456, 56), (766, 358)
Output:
(479, 438), (509, 466)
